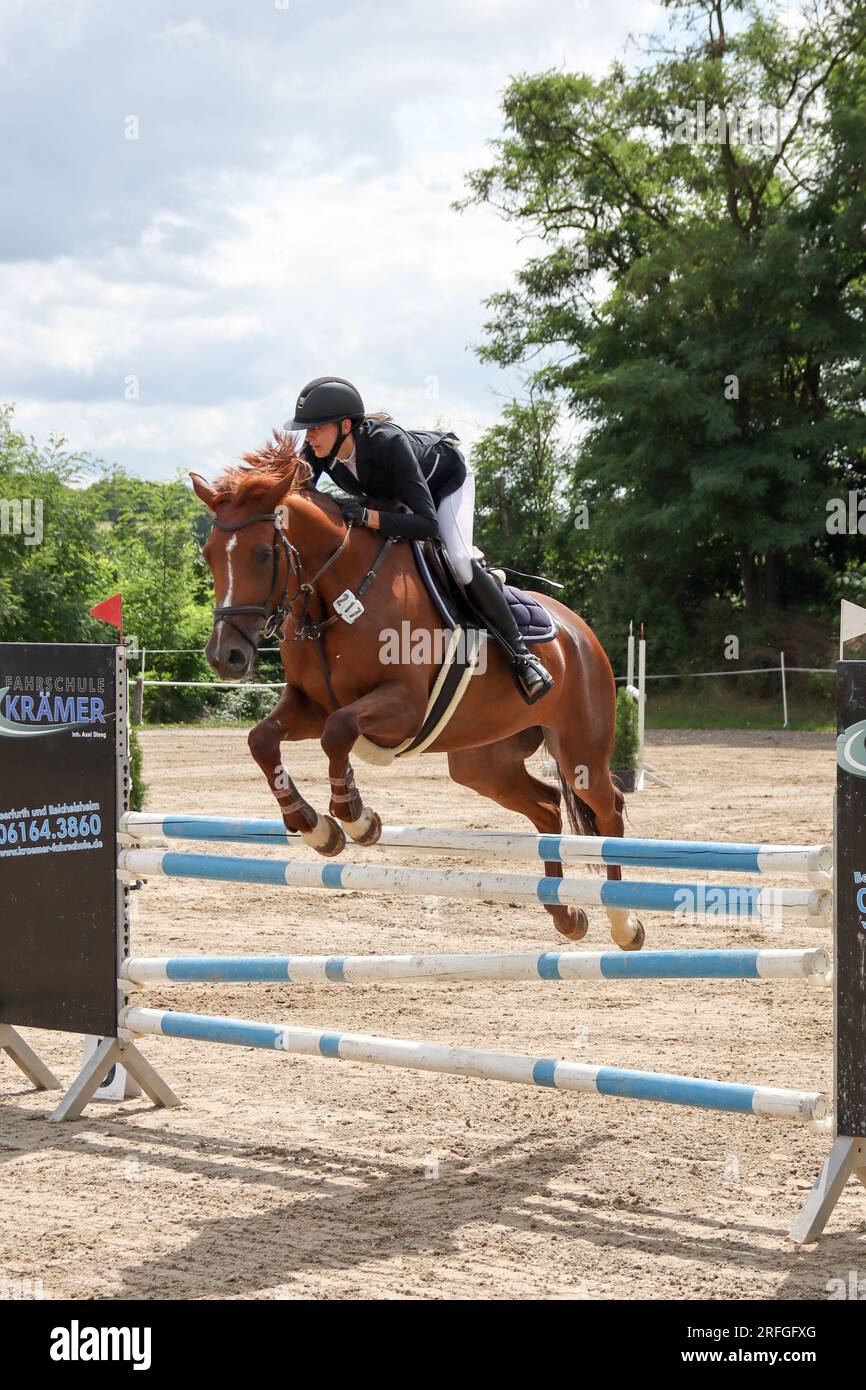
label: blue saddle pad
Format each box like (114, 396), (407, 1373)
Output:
(410, 542), (557, 646)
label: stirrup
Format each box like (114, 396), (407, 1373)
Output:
(513, 654), (554, 705)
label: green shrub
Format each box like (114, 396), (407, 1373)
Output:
(612, 687), (640, 770)
(129, 725), (147, 810)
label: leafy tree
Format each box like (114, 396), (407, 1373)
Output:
(0, 405), (113, 642)
(0, 404), (284, 720)
(457, 0), (866, 663)
(92, 472), (210, 649)
(471, 391), (610, 617)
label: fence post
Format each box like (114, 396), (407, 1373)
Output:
(636, 626), (646, 790)
(133, 646), (146, 725)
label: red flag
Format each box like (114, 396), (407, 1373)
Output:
(89, 594), (124, 639)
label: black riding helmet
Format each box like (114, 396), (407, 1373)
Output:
(288, 377), (365, 429)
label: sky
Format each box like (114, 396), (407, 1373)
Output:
(0, 0), (667, 480)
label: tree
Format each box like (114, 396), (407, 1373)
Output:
(0, 405), (112, 642)
(457, 0), (866, 653)
(471, 391), (610, 617)
(92, 472), (209, 649)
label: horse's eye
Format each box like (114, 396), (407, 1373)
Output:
(253, 545), (272, 564)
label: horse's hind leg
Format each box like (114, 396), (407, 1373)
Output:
(578, 780), (645, 951)
(546, 729), (645, 950)
(448, 731), (589, 942)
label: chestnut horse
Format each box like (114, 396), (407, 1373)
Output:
(191, 438), (644, 950)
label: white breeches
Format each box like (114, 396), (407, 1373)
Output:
(436, 471), (477, 584)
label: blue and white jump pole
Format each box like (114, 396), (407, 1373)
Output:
(121, 947), (831, 986)
(120, 813), (833, 879)
(119, 1006), (828, 1124)
(116, 847), (833, 921)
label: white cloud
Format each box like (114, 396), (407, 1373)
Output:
(0, 0), (666, 476)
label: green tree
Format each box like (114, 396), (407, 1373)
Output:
(471, 391), (609, 616)
(458, 0), (866, 661)
(93, 472), (210, 649)
(0, 405), (113, 642)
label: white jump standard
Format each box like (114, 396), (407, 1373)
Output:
(117, 848), (832, 921)
(0, 1024), (61, 1092)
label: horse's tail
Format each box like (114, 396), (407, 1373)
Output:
(545, 741), (599, 837)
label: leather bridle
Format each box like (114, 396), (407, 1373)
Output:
(209, 509), (394, 661)
(211, 512), (301, 648)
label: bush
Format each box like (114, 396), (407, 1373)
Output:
(219, 687), (277, 723)
(612, 687), (640, 770)
(129, 726), (147, 810)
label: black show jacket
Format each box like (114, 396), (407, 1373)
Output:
(303, 418), (466, 540)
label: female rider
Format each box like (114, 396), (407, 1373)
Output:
(287, 376), (553, 704)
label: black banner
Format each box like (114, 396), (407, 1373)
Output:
(0, 644), (120, 1035)
(835, 661), (866, 1137)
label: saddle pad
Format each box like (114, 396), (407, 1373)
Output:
(410, 542), (557, 646)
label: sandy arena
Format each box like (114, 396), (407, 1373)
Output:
(4, 727), (862, 1300)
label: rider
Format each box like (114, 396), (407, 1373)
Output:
(287, 376), (553, 704)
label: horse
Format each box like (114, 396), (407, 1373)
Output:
(191, 436), (644, 950)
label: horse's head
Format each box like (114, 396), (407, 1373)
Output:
(191, 434), (321, 680)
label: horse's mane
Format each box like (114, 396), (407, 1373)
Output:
(211, 431), (315, 506)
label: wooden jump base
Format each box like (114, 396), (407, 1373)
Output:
(117, 848), (832, 921)
(0, 1024), (61, 1092)
(121, 948), (831, 985)
(119, 1006), (828, 1124)
(120, 812), (833, 878)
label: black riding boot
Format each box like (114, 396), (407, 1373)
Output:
(463, 562), (554, 705)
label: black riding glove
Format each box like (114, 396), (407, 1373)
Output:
(338, 497), (369, 527)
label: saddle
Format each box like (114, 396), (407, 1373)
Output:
(352, 540), (555, 767)
(413, 539), (556, 646)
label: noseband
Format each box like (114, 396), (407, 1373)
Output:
(211, 512), (300, 648)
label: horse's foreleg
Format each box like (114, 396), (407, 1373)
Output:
(248, 686), (346, 856)
(327, 760), (383, 846)
(320, 682), (423, 845)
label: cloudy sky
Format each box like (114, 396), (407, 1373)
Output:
(1, 0), (665, 480)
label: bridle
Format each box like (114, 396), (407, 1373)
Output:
(209, 507), (394, 658)
(211, 512), (301, 648)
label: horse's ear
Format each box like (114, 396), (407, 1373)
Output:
(292, 459), (315, 489)
(258, 473), (297, 512)
(190, 473), (218, 511)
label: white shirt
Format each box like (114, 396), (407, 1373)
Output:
(339, 445), (358, 479)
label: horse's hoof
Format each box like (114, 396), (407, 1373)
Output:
(618, 920), (645, 952)
(344, 808), (382, 846)
(555, 907), (589, 941)
(302, 814), (346, 857)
